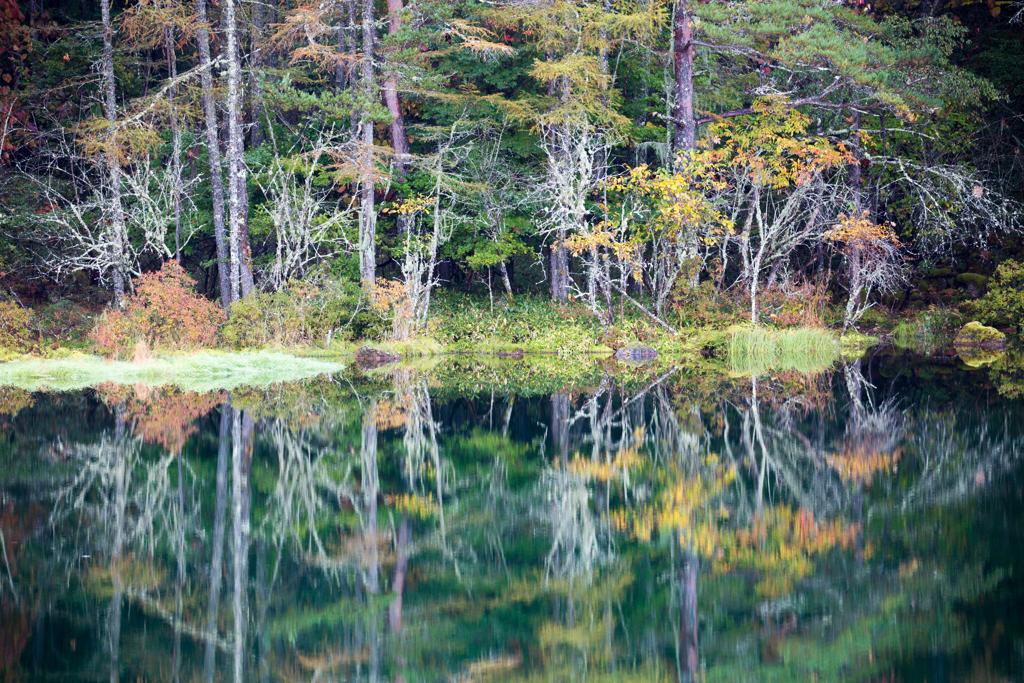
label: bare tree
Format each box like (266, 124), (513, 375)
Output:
(254, 126), (355, 290)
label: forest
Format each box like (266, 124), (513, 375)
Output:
(0, 0), (1021, 358)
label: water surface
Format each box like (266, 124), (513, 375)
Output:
(1, 352), (1023, 682)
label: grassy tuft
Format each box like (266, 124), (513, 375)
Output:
(0, 351), (346, 392)
(726, 327), (839, 376)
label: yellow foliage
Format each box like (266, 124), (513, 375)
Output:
(824, 210), (902, 254)
(704, 98), (854, 190)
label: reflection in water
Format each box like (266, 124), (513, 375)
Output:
(0, 358), (1023, 681)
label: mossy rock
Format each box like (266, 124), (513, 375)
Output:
(923, 267), (955, 278)
(953, 321), (1006, 348)
(955, 273), (989, 297)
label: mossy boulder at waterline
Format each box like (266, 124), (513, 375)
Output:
(956, 346), (1004, 368)
(953, 321), (1006, 348)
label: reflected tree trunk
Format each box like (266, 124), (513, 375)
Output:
(361, 403), (381, 683)
(389, 514), (411, 633)
(677, 547), (699, 682)
(551, 393), (570, 469)
(109, 408), (128, 683)
(205, 403), (232, 683)
(232, 408), (254, 683)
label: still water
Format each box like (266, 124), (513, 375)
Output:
(1, 352), (1023, 682)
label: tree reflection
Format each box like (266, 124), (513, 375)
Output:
(2, 358), (1023, 682)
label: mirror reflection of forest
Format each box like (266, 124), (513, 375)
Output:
(1, 354), (1023, 683)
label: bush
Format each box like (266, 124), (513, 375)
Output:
(965, 260), (1024, 329)
(222, 277), (365, 348)
(0, 298), (36, 353)
(90, 261), (226, 357)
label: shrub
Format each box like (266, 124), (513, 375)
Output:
(222, 277), (365, 348)
(669, 280), (745, 329)
(90, 261), (226, 357)
(0, 298), (36, 353)
(965, 260), (1024, 329)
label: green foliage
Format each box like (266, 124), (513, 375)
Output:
(89, 261), (226, 357)
(222, 278), (368, 349)
(428, 294), (602, 352)
(965, 260), (1024, 329)
(0, 297), (35, 353)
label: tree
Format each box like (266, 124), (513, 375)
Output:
(194, 0), (232, 306)
(99, 0), (128, 305)
(224, 0), (254, 300)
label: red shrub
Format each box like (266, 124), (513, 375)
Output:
(90, 261), (226, 357)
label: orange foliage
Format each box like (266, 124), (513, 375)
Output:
(97, 383), (224, 452)
(827, 445), (901, 484)
(90, 261), (226, 357)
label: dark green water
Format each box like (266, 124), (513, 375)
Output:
(1, 353), (1023, 682)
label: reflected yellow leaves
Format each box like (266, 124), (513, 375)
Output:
(723, 506), (859, 598)
(386, 492), (439, 519)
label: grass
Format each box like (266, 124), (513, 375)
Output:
(726, 326), (840, 376)
(0, 350), (347, 392)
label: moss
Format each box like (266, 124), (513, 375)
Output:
(953, 321), (1006, 348)
(956, 273), (989, 291)
(923, 267), (955, 278)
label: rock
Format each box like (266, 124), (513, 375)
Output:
(955, 273), (989, 298)
(355, 346), (402, 368)
(497, 349), (524, 359)
(953, 321), (1006, 349)
(615, 345), (658, 362)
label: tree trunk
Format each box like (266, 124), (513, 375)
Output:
(383, 0), (412, 233)
(224, 0), (255, 299)
(358, 0), (377, 284)
(100, 0), (126, 306)
(195, 0), (233, 307)
(549, 239), (569, 302)
(165, 23), (183, 261)
(848, 106), (863, 213)
(249, 0), (266, 148)
(672, 0), (696, 164)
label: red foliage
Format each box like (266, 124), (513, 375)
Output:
(90, 261), (226, 357)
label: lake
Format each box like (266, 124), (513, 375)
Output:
(1, 349), (1022, 682)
